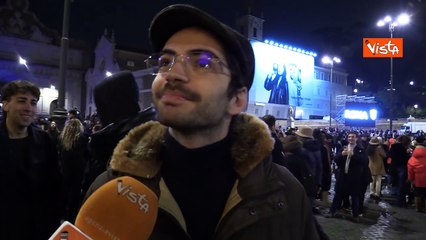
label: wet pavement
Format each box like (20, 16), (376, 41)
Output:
(315, 182), (426, 240)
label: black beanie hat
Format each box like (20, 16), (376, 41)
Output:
(94, 71), (141, 126)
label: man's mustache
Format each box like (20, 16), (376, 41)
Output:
(157, 82), (201, 102)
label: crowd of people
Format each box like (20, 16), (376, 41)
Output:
(1, 4), (425, 240)
(263, 116), (426, 222)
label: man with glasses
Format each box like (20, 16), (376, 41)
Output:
(86, 4), (320, 239)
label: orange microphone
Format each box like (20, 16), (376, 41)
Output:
(49, 176), (158, 240)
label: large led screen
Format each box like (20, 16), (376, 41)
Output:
(344, 102), (378, 127)
(250, 41), (315, 108)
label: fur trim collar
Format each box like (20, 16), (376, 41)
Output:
(110, 113), (274, 179)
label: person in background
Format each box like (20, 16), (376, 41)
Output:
(295, 127), (323, 203)
(47, 120), (61, 148)
(58, 118), (90, 222)
(261, 114), (285, 166)
(328, 131), (370, 222)
(283, 135), (316, 201)
(407, 135), (426, 213)
(85, 4), (320, 239)
(0, 80), (63, 240)
(313, 129), (332, 207)
(367, 137), (386, 200)
(82, 70), (156, 195)
(67, 108), (80, 121)
(389, 135), (412, 207)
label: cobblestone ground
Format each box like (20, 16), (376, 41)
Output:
(316, 180), (426, 240)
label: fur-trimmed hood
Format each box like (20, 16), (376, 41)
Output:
(109, 113), (274, 179)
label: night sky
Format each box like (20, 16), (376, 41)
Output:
(3, 0), (426, 92)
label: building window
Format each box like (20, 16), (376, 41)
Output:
(253, 27), (257, 38)
(127, 60), (135, 67)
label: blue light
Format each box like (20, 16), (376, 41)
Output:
(369, 109), (378, 120)
(260, 39), (317, 57)
(344, 109), (378, 121)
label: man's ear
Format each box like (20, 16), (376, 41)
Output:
(227, 87), (247, 115)
(2, 100), (9, 112)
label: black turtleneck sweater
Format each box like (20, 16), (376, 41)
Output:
(161, 131), (237, 240)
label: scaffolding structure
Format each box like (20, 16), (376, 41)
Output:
(335, 95), (376, 124)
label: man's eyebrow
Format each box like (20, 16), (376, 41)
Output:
(160, 49), (176, 55)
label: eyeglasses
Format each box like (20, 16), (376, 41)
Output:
(145, 50), (229, 76)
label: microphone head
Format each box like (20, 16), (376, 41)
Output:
(75, 176), (158, 240)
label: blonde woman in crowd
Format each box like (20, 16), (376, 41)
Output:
(58, 118), (89, 222)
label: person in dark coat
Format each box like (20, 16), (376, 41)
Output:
(85, 4), (319, 239)
(295, 127), (323, 198)
(389, 135), (412, 207)
(0, 80), (63, 240)
(58, 118), (90, 222)
(82, 71), (156, 195)
(328, 131), (370, 222)
(283, 135), (316, 200)
(283, 135), (330, 240)
(261, 114), (285, 166)
(313, 129), (332, 206)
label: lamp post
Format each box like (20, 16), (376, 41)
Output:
(322, 56), (341, 129)
(377, 13), (410, 132)
(52, 0), (72, 130)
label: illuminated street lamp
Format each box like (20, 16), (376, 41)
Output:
(18, 56), (29, 70)
(409, 81), (414, 86)
(377, 13), (410, 131)
(354, 78), (363, 94)
(322, 56), (341, 129)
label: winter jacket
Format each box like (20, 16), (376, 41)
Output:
(368, 146), (386, 176)
(334, 145), (371, 195)
(86, 113), (320, 240)
(0, 121), (63, 240)
(301, 139), (323, 186)
(389, 142), (411, 169)
(83, 107), (156, 193)
(407, 146), (426, 187)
